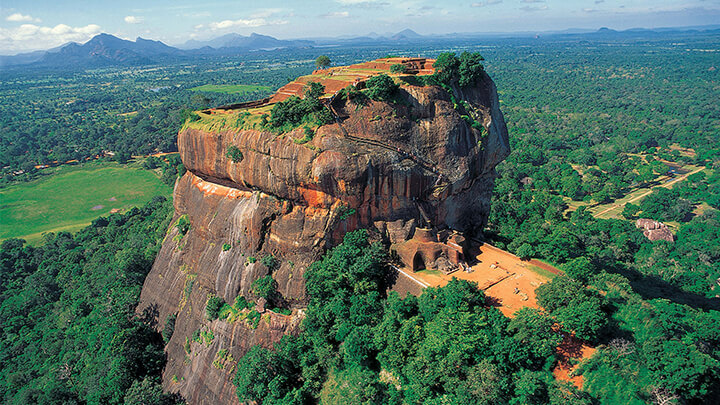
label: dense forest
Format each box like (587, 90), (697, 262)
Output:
(227, 35), (720, 404)
(0, 197), (181, 404)
(1, 30), (719, 404)
(232, 230), (720, 404)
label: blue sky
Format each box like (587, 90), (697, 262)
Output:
(1, 0), (719, 53)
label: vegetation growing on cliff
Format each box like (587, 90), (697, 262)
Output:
(225, 145), (244, 163)
(233, 230), (592, 404)
(432, 51), (485, 88)
(269, 82), (334, 131)
(364, 74), (399, 102)
(0, 197), (183, 404)
(232, 225), (720, 404)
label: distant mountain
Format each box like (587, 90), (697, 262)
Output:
(0, 49), (47, 66)
(29, 34), (186, 68)
(0, 43), (65, 67)
(311, 29), (428, 46)
(391, 29), (423, 40)
(3, 25), (719, 70)
(1, 32), (313, 69)
(180, 32), (312, 51)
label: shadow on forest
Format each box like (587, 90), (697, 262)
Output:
(609, 265), (720, 311)
(484, 295), (503, 310)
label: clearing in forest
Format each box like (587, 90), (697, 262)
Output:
(401, 242), (596, 388)
(0, 162), (172, 244)
(411, 242), (560, 317)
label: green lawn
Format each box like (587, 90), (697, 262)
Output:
(189, 84), (271, 94)
(525, 262), (560, 280)
(0, 162), (172, 244)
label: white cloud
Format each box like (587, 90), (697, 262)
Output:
(335, 0), (389, 7)
(124, 16), (144, 24)
(6, 13), (40, 22)
(321, 11), (350, 18)
(0, 23), (102, 53)
(207, 18), (288, 31)
(250, 8), (284, 19)
(472, 0), (502, 7)
(520, 5), (548, 12)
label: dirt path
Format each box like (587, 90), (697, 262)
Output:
(593, 166), (705, 218)
(391, 264), (430, 288)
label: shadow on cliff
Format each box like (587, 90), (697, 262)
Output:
(139, 303), (160, 328)
(608, 263), (720, 311)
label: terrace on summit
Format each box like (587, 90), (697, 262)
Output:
(203, 57), (436, 116)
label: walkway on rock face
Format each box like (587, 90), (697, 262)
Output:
(325, 101), (442, 177)
(325, 101), (446, 227)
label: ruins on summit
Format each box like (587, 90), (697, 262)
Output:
(139, 56), (510, 403)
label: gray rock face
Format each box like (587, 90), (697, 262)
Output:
(137, 70), (509, 404)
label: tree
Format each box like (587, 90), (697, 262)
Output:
(270, 82), (333, 129)
(390, 63), (407, 74)
(319, 367), (386, 405)
(251, 275), (279, 304)
(315, 55), (331, 69)
(432, 52), (485, 87)
(457, 360), (511, 405)
(458, 51), (485, 87)
(234, 346), (283, 403)
(511, 370), (550, 405)
(205, 295), (224, 320)
(536, 277), (608, 341)
(364, 74), (399, 102)
(143, 156), (160, 170)
(509, 308), (562, 364)
(123, 378), (181, 405)
(560, 256), (595, 282)
(115, 150), (132, 164)
(433, 52), (460, 85)
(516, 243), (534, 260)
(621, 203), (640, 219)
(225, 145), (243, 163)
(304, 81), (325, 100)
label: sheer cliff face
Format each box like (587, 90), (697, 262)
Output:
(138, 71), (509, 404)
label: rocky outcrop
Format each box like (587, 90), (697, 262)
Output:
(137, 64), (510, 404)
(636, 218), (675, 242)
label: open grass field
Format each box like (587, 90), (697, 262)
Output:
(0, 162), (172, 244)
(190, 84), (271, 94)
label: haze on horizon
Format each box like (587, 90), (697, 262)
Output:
(1, 0), (719, 54)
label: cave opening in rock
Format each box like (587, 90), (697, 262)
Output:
(413, 252), (426, 271)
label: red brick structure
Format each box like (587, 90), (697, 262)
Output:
(393, 227), (467, 274)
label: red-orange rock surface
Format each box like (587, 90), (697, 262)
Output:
(137, 66), (509, 404)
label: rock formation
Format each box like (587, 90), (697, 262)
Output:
(137, 58), (510, 404)
(636, 218), (675, 242)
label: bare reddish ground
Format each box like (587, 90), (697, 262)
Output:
(407, 242), (597, 387)
(552, 332), (597, 388)
(265, 57), (436, 104)
(411, 242), (554, 317)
